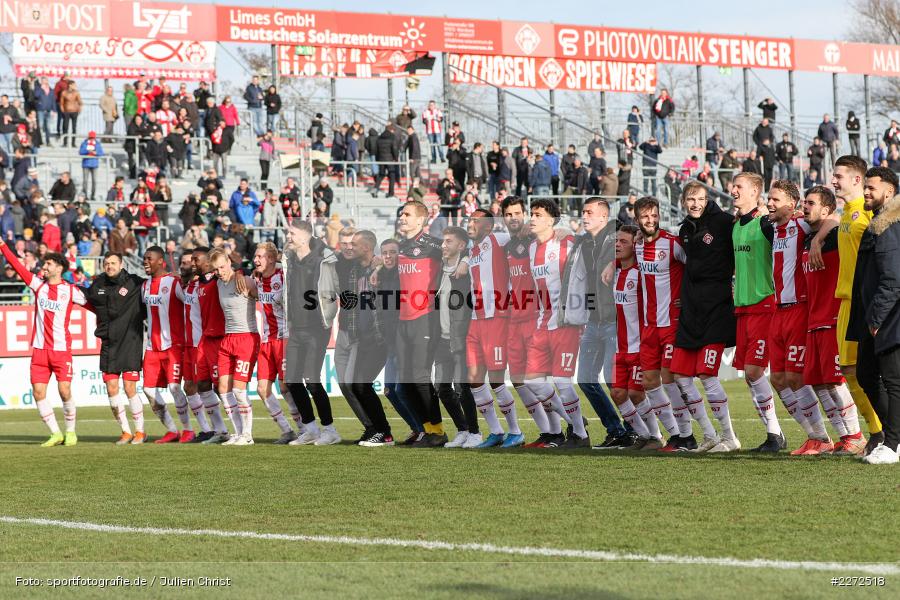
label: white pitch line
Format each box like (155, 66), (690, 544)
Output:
(0, 516), (896, 575)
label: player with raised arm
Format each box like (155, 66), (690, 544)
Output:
(254, 242), (301, 445)
(764, 181), (833, 455)
(210, 248), (260, 446)
(611, 225), (663, 450)
(670, 183), (738, 452)
(0, 239), (89, 446)
(523, 198), (591, 448)
(141, 246), (191, 444)
(502, 196), (558, 447)
(730, 173), (785, 452)
(85, 252), (147, 444)
(631, 196), (688, 451)
(831, 155), (883, 453)
(802, 186), (866, 455)
(178, 253), (216, 443)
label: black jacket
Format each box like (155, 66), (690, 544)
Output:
(486, 150), (502, 176)
(848, 196), (900, 354)
(757, 101), (777, 120)
(85, 270), (146, 373)
(264, 92), (282, 115)
(404, 133), (421, 161)
(204, 106), (223, 136)
(576, 224), (616, 324)
(776, 141), (798, 163)
(752, 124), (774, 148)
(375, 129), (399, 162)
(676, 200), (736, 348)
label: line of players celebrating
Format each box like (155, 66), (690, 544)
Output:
(5, 156), (896, 461)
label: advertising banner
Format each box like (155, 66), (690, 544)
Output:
(448, 53), (657, 93)
(795, 38), (900, 77)
(12, 33), (216, 80)
(278, 45), (429, 79)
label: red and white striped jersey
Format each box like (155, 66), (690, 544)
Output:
(155, 109), (176, 136)
(0, 243), (87, 351)
(529, 235), (573, 331)
(422, 107), (443, 135)
(142, 274), (185, 351)
(255, 269), (287, 342)
(506, 235), (538, 322)
(771, 217), (811, 305)
(635, 231), (685, 328)
(469, 232), (510, 320)
(182, 279), (203, 348)
(615, 265), (642, 354)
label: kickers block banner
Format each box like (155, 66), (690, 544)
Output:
(12, 34), (217, 80)
(278, 45), (427, 78)
(449, 54), (657, 93)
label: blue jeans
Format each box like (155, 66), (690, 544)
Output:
(39, 110), (52, 143)
(577, 320), (629, 437)
(652, 117), (669, 145)
(369, 156), (379, 177)
(487, 174), (500, 200)
(427, 132), (444, 162)
(0, 133), (11, 155)
(198, 110), (207, 138)
(384, 352), (422, 433)
(250, 107), (265, 136)
(266, 113), (277, 134)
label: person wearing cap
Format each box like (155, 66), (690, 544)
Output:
(12, 123), (31, 156)
(79, 131), (104, 201)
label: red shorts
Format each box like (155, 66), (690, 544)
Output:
(804, 328), (844, 385)
(182, 346), (199, 382)
(670, 344), (726, 377)
(218, 332), (260, 383)
(507, 318), (535, 376)
(734, 312), (771, 371)
(257, 338), (285, 381)
(639, 324), (677, 372)
(143, 347), (183, 388)
(769, 304), (808, 374)
(526, 326), (582, 377)
(196, 336), (223, 383)
(466, 317), (508, 371)
(101, 371), (141, 383)
(30, 349), (74, 384)
(613, 352), (642, 391)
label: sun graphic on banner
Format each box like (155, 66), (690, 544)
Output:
(400, 18), (427, 48)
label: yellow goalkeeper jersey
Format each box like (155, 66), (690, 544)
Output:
(836, 197), (872, 300)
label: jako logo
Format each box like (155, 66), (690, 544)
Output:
(736, 244), (752, 252)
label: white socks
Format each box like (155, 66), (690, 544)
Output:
(554, 377), (586, 438)
(618, 398), (650, 439)
(169, 384), (192, 431)
(473, 384), (504, 436)
(666, 381), (693, 437)
(795, 385), (828, 439)
(199, 389), (228, 433)
(109, 393), (131, 435)
(676, 377), (716, 438)
(636, 399), (662, 439)
(830, 384), (861, 436)
(749, 377), (781, 435)
(264, 393), (293, 434)
(525, 377), (571, 426)
(187, 393), (212, 433)
(494, 385), (521, 435)
(128, 395), (145, 433)
(702, 377), (734, 439)
(221, 391), (243, 435)
(36, 398), (61, 434)
(144, 388), (177, 433)
(816, 387), (848, 437)
(281, 388), (305, 431)
(62, 399), (76, 433)
(515, 384), (550, 434)
(233, 388), (252, 437)
(777, 387), (809, 433)
(646, 385), (679, 436)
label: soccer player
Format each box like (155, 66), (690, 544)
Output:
(465, 209), (523, 448)
(670, 183), (738, 452)
(502, 196), (559, 447)
(0, 240), (88, 446)
(831, 155), (883, 453)
(253, 242), (301, 445)
(141, 246), (191, 444)
(731, 172), (785, 452)
(283, 220), (342, 446)
(395, 200), (447, 447)
(524, 198), (590, 448)
(631, 196), (688, 450)
(192, 247), (232, 445)
(765, 181), (833, 455)
(209, 248), (260, 446)
(802, 186), (866, 455)
(178, 253), (217, 443)
(85, 252), (147, 444)
(611, 225), (663, 450)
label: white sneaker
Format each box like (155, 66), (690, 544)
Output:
(707, 435), (741, 453)
(314, 426), (342, 446)
(221, 434), (240, 446)
(461, 432), (483, 448)
(232, 434), (254, 446)
(289, 429), (320, 445)
(444, 431), (469, 448)
(863, 444), (899, 465)
(695, 434), (721, 453)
